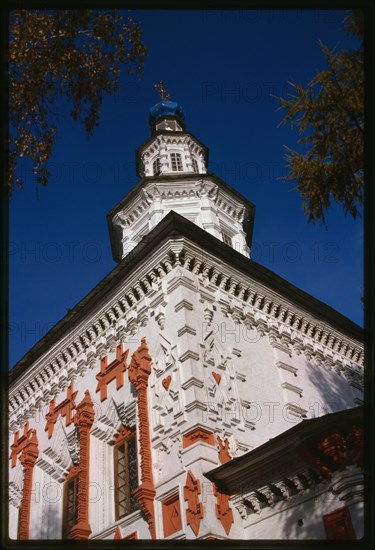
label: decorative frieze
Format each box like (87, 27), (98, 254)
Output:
(9, 241), (363, 431)
(235, 467), (325, 519)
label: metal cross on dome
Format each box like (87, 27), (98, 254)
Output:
(154, 80), (172, 101)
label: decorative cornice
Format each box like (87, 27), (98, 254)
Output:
(204, 406), (363, 495)
(9, 217), (363, 430)
(9, 250), (176, 428)
(281, 382), (303, 397)
(232, 466), (326, 520)
(141, 133), (205, 158)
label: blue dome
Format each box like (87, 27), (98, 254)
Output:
(149, 100), (185, 125)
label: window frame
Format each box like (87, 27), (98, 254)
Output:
(62, 475), (79, 538)
(192, 157), (199, 173)
(153, 157), (160, 175)
(221, 231), (233, 247)
(170, 152), (183, 172)
(114, 430), (139, 521)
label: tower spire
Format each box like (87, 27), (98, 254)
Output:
(154, 80), (172, 101)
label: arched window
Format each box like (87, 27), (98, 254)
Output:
(192, 157), (199, 173)
(170, 152), (183, 172)
(153, 157), (160, 175)
(114, 430), (139, 519)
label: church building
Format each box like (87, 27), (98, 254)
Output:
(9, 99), (364, 541)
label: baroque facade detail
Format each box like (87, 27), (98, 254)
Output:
(9, 98), (364, 541)
(182, 427), (215, 448)
(45, 384), (78, 438)
(68, 391), (95, 540)
(127, 338), (156, 539)
(213, 483), (234, 536)
(17, 429), (39, 539)
(95, 343), (129, 402)
(217, 436), (232, 464)
(162, 492), (183, 537)
(233, 467), (326, 519)
(298, 424), (364, 479)
(183, 471), (204, 536)
(8, 244), (363, 433)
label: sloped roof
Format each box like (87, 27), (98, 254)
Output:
(10, 211), (363, 384)
(203, 406), (364, 494)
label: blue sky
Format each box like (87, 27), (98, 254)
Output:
(9, 9), (363, 368)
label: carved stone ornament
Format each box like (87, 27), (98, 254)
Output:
(128, 338), (157, 539)
(213, 483), (234, 535)
(67, 391), (95, 540)
(184, 470), (204, 536)
(45, 384), (78, 438)
(96, 343), (129, 402)
(17, 428), (39, 540)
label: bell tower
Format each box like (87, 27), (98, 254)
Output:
(107, 93), (255, 262)
(137, 98), (208, 177)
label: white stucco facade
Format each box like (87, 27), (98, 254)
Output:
(8, 100), (364, 541)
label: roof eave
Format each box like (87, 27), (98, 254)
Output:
(11, 211), (363, 384)
(107, 172), (256, 262)
(204, 405), (364, 493)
